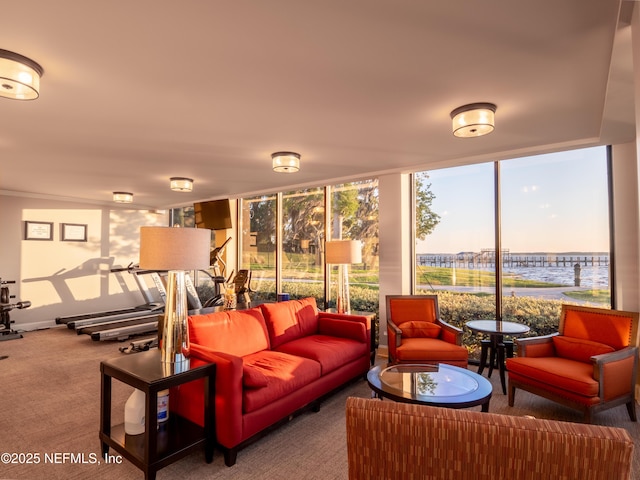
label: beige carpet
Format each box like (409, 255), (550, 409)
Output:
(0, 327), (638, 480)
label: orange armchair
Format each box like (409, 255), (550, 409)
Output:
(386, 295), (468, 367)
(507, 304), (639, 423)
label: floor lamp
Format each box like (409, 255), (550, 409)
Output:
(325, 240), (362, 314)
(139, 226), (211, 371)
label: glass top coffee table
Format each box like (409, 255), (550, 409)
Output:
(367, 363), (492, 411)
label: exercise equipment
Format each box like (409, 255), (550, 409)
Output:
(1, 279), (31, 361)
(55, 265), (166, 329)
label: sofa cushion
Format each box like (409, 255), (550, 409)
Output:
(506, 356), (598, 397)
(243, 365), (269, 389)
(241, 350), (322, 413)
(188, 307), (270, 357)
(275, 334), (368, 375)
(399, 321), (441, 338)
(552, 336), (615, 363)
(259, 297), (319, 349)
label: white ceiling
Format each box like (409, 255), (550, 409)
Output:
(0, 0), (635, 209)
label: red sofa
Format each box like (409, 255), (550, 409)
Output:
(172, 297), (371, 466)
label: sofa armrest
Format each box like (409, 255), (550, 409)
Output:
(185, 344), (244, 448)
(592, 346), (638, 401)
(435, 318), (463, 345)
(318, 316), (367, 343)
(318, 312), (370, 345)
(515, 333), (557, 357)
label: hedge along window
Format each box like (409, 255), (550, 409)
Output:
(240, 195), (277, 303)
(281, 188), (325, 301)
(328, 180), (379, 313)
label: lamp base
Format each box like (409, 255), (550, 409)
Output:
(161, 271), (190, 367)
(336, 264), (351, 315)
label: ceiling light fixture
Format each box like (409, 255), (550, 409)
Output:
(272, 151), (301, 173)
(170, 177), (193, 192)
(113, 192), (133, 203)
(450, 102), (497, 138)
(0, 49), (44, 100)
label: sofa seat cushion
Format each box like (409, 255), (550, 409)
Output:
(242, 350), (321, 413)
(506, 356), (598, 397)
(260, 298), (319, 349)
(275, 334), (368, 375)
(395, 338), (468, 363)
(188, 307), (270, 357)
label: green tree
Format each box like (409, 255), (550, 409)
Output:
(415, 172), (441, 240)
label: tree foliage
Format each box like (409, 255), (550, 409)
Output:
(415, 172), (441, 240)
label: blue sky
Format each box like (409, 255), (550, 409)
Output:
(416, 146), (609, 254)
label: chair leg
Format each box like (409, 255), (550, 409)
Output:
(477, 340), (489, 375)
(507, 383), (515, 407)
(626, 401), (637, 422)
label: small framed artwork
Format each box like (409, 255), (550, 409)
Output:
(25, 221), (54, 241)
(61, 223), (88, 242)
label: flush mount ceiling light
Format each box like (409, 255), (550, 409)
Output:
(0, 49), (44, 100)
(450, 102), (497, 138)
(272, 151), (301, 173)
(170, 177), (193, 192)
(113, 192), (133, 203)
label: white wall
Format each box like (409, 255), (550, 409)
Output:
(0, 194), (168, 330)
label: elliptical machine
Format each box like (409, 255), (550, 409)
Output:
(1, 278), (31, 360)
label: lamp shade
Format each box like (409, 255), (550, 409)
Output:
(139, 226), (211, 271)
(450, 103), (496, 138)
(325, 240), (362, 265)
(0, 49), (43, 100)
(272, 151), (301, 173)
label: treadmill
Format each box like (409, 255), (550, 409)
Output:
(56, 267), (166, 329)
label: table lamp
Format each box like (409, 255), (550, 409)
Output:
(325, 240), (362, 314)
(139, 226), (211, 369)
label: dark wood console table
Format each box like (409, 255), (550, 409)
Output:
(100, 350), (216, 480)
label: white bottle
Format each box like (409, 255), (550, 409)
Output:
(124, 388), (145, 435)
(157, 389), (169, 424)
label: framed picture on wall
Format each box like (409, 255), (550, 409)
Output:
(61, 223), (87, 242)
(25, 221), (54, 241)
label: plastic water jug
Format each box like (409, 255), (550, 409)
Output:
(124, 388), (145, 435)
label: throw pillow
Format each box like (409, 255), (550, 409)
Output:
(400, 321), (441, 338)
(243, 365), (268, 389)
(552, 335), (615, 363)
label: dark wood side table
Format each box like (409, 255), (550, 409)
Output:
(327, 309), (378, 365)
(100, 350), (216, 480)
(465, 320), (530, 395)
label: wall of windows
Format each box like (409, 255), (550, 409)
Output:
(414, 146), (611, 358)
(239, 181), (380, 311)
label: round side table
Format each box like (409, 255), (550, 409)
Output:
(465, 320), (530, 394)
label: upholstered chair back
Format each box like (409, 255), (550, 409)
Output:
(559, 304), (638, 350)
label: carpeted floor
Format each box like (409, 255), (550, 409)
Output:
(0, 327), (638, 479)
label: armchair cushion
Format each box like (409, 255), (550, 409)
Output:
(507, 357), (599, 397)
(399, 321), (441, 338)
(396, 337), (468, 364)
(551, 336), (614, 363)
